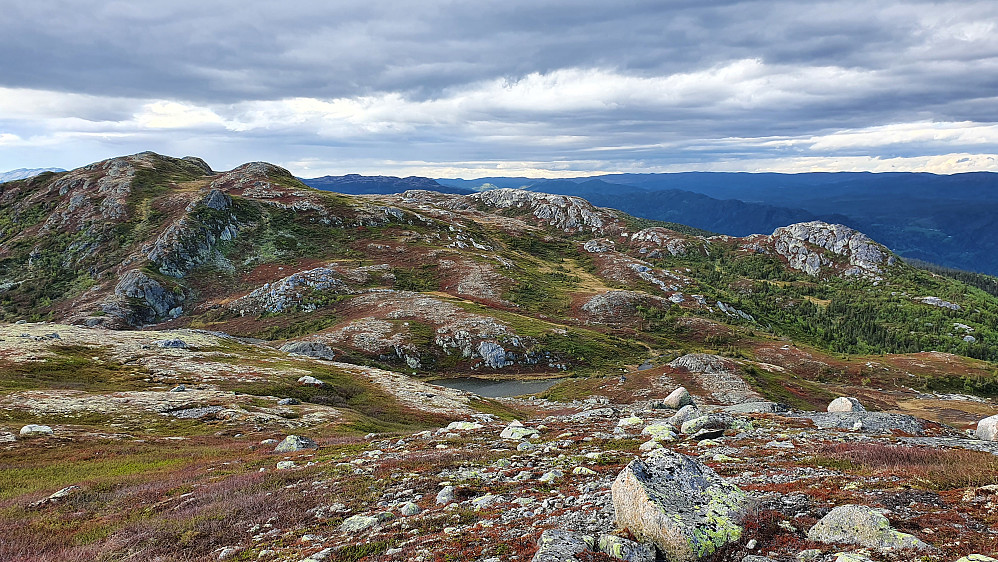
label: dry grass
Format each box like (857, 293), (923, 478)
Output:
(816, 442), (998, 490)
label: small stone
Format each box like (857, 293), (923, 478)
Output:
(532, 529), (594, 562)
(573, 466), (597, 475)
(832, 554), (874, 562)
(446, 421), (483, 431)
(796, 550), (823, 562)
(19, 424), (53, 437)
(156, 338), (188, 349)
(472, 493), (502, 510)
(277, 398), (300, 405)
(217, 546), (239, 560)
(955, 556), (998, 562)
(276, 461), (296, 469)
(169, 384), (186, 392)
(274, 435), (318, 453)
(501, 425), (540, 440)
(828, 397), (866, 413)
(436, 486), (455, 504)
(339, 514), (378, 533)
(539, 469), (563, 483)
(400, 502), (421, 516)
(597, 534), (655, 562)
(617, 416), (643, 427)
(297, 375), (325, 386)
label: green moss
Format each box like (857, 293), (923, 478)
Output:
(0, 345), (148, 393)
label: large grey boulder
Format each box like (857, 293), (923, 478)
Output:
(531, 529), (594, 562)
(975, 414), (998, 441)
(611, 449), (747, 561)
(806, 505), (930, 551)
(280, 341), (337, 360)
(669, 404), (703, 427)
(662, 386), (694, 408)
(828, 397), (866, 412)
(273, 435), (318, 453)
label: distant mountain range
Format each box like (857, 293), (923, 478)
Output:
(301, 174), (471, 195)
(438, 172), (998, 276)
(0, 167), (64, 183)
(300, 171), (998, 275)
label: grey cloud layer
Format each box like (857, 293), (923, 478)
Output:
(0, 0), (996, 175)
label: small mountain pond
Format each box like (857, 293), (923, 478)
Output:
(428, 377), (562, 398)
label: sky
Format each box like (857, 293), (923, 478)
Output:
(1, 0), (997, 178)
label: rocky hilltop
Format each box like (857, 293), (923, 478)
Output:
(1, 153), (998, 561)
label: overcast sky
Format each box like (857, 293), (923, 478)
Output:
(1, 0), (996, 177)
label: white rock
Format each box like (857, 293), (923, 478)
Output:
(19, 424), (53, 436)
(975, 414), (998, 441)
(828, 397), (866, 413)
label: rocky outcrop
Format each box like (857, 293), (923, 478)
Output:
(630, 227), (698, 258)
(110, 269), (184, 325)
(470, 189), (622, 235)
(916, 296), (961, 310)
(280, 341), (337, 360)
(231, 264), (350, 314)
(273, 435), (318, 453)
(770, 221), (896, 278)
(145, 189), (239, 278)
(667, 354), (764, 405)
(807, 505), (930, 551)
(581, 290), (670, 326)
(611, 449), (746, 560)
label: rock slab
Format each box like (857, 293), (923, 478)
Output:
(273, 435), (318, 453)
(806, 505), (929, 552)
(611, 449), (746, 561)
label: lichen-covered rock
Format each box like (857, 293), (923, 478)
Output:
(339, 514), (378, 533)
(955, 555), (998, 562)
(663, 386), (694, 408)
(641, 422), (678, 442)
(828, 397), (866, 413)
(806, 505), (930, 551)
(297, 375), (325, 386)
(280, 340), (337, 360)
(597, 534), (655, 562)
(531, 529), (594, 562)
(500, 424), (540, 440)
(975, 414), (998, 441)
(273, 435), (318, 453)
(611, 449), (747, 560)
(802, 411), (925, 435)
(680, 414), (731, 435)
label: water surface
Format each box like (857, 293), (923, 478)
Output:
(429, 377), (561, 398)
